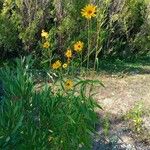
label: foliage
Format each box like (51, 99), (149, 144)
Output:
(0, 0), (52, 58)
(124, 102), (150, 144)
(125, 103), (144, 132)
(0, 57), (102, 149)
(102, 114), (110, 136)
(0, 0), (149, 65)
(0, 10), (21, 58)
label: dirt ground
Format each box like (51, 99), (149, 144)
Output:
(95, 74), (150, 115)
(92, 72), (150, 150)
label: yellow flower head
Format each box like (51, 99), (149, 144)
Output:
(41, 29), (49, 39)
(74, 41), (84, 52)
(63, 63), (68, 69)
(81, 4), (97, 19)
(43, 41), (50, 49)
(65, 80), (73, 90)
(52, 60), (62, 69)
(65, 49), (72, 58)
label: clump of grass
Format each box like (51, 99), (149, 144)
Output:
(102, 114), (110, 136)
(124, 102), (150, 144)
(125, 103), (144, 133)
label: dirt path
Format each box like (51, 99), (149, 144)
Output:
(92, 73), (150, 150)
(95, 74), (150, 115)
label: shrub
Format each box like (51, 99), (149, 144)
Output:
(0, 13), (21, 59)
(0, 0), (52, 58)
(0, 0), (149, 64)
(0, 57), (102, 149)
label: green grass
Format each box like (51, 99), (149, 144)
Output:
(97, 56), (150, 75)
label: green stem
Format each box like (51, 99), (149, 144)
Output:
(94, 17), (100, 71)
(81, 52), (83, 70)
(87, 20), (90, 70)
(49, 50), (52, 67)
(78, 52), (82, 73)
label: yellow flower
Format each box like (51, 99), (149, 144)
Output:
(74, 41), (84, 52)
(65, 80), (73, 90)
(63, 63), (68, 68)
(81, 4), (97, 19)
(43, 41), (50, 49)
(65, 49), (72, 58)
(41, 29), (49, 39)
(52, 60), (62, 69)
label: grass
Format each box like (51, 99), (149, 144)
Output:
(97, 56), (150, 75)
(124, 102), (150, 144)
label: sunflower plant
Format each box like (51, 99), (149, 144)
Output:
(40, 29), (54, 68)
(0, 57), (103, 149)
(81, 4), (97, 70)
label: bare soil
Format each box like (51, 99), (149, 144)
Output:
(95, 74), (150, 115)
(92, 73), (150, 150)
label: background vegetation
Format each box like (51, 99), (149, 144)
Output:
(0, 0), (150, 66)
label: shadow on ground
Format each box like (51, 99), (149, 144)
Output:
(98, 56), (150, 75)
(93, 112), (150, 150)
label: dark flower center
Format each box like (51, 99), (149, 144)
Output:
(88, 10), (93, 14)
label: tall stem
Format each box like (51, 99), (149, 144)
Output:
(81, 52), (83, 70)
(49, 50), (52, 67)
(94, 16), (100, 71)
(87, 20), (90, 70)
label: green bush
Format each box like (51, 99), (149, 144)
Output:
(0, 57), (101, 149)
(0, 0), (149, 63)
(0, 0), (52, 58)
(0, 13), (21, 58)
